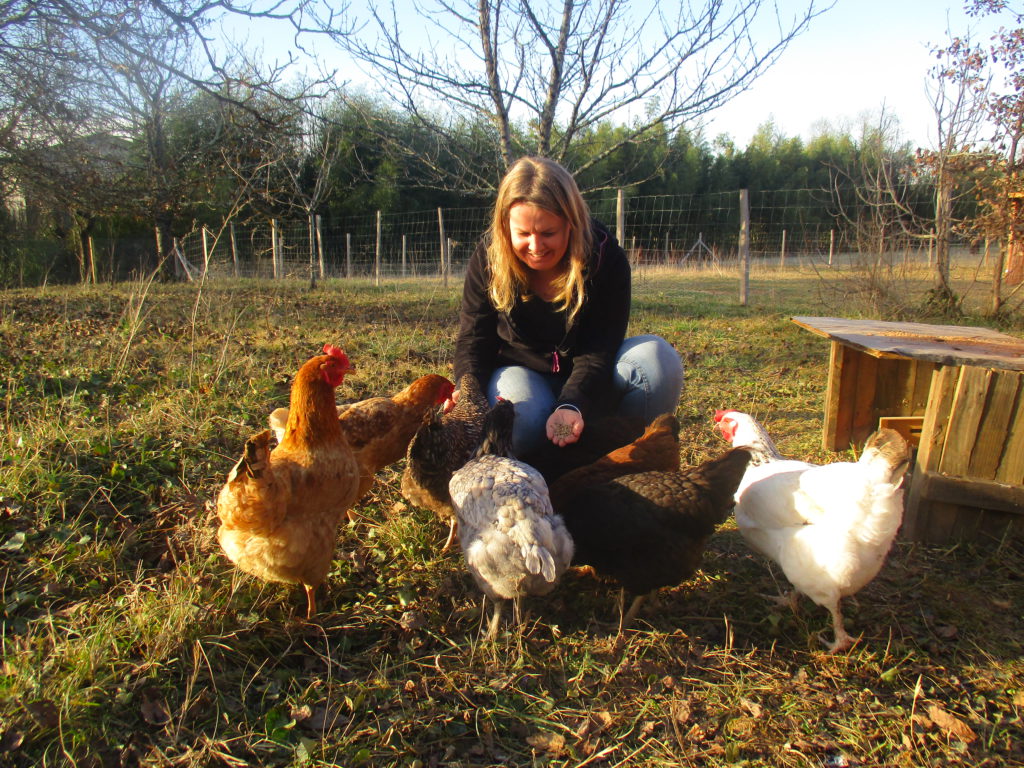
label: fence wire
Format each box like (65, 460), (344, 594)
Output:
(178, 189), (941, 280)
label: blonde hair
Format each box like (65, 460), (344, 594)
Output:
(486, 156), (592, 322)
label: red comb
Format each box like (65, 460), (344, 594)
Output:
(322, 344), (352, 369)
(714, 409), (728, 423)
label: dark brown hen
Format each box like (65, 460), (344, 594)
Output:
(553, 445), (751, 637)
(401, 373), (490, 550)
(521, 412), (648, 484)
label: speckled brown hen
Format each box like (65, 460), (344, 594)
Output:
(401, 373), (489, 550)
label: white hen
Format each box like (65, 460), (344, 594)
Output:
(714, 409), (910, 653)
(449, 399), (574, 639)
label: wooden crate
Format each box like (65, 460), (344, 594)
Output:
(903, 365), (1024, 544)
(823, 343), (936, 450)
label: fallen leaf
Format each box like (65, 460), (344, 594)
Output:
(928, 704), (977, 744)
(290, 704), (313, 722)
(740, 698), (764, 718)
(934, 624), (959, 639)
(0, 728), (25, 753)
(139, 688), (170, 727)
(400, 610), (427, 630)
(670, 699), (692, 726)
(302, 704), (349, 733)
(24, 700), (59, 728)
(526, 731), (566, 755)
(575, 710), (613, 739)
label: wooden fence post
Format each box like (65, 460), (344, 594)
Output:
(437, 207), (448, 288)
(375, 210), (382, 287)
(315, 215), (325, 279)
(739, 189), (750, 306)
(345, 233), (351, 278)
(230, 222), (239, 278)
(271, 219), (279, 279)
(308, 212), (317, 288)
(780, 229), (787, 268)
(402, 234), (407, 277)
(616, 189), (625, 247)
(88, 236), (97, 284)
(154, 225), (164, 274)
(201, 226), (210, 273)
(829, 229), (835, 266)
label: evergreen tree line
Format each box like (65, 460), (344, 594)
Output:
(2, 86), (945, 287)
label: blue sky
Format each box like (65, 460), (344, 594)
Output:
(227, 0), (1005, 151)
(703, 0), (1004, 148)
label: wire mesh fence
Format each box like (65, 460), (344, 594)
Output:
(177, 188), (943, 281)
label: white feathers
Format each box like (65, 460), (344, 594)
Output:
(718, 410), (910, 653)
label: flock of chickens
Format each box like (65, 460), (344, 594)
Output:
(215, 345), (911, 653)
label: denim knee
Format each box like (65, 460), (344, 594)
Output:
(488, 366), (559, 456)
(613, 334), (684, 423)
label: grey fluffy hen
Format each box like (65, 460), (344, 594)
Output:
(449, 399), (575, 639)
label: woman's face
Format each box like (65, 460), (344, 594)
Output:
(508, 203), (570, 274)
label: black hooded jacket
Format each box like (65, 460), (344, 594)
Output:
(453, 219), (631, 417)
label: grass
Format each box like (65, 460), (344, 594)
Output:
(1, 257), (1022, 767)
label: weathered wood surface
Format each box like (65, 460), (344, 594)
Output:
(792, 316), (1024, 371)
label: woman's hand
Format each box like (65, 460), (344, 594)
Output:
(546, 406), (583, 447)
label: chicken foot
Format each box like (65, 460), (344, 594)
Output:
(304, 584), (317, 620)
(441, 518), (459, 553)
(484, 597), (504, 641)
(822, 601), (855, 654)
(760, 589), (801, 614)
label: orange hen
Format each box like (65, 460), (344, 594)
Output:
(216, 345), (360, 618)
(269, 374), (454, 502)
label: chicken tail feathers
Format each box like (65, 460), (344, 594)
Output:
(228, 430), (275, 482)
(697, 447), (753, 518)
(523, 544), (558, 582)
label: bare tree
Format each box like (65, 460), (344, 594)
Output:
(920, 25), (991, 311)
(324, 0), (830, 192)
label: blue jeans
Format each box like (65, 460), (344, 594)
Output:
(487, 334), (684, 457)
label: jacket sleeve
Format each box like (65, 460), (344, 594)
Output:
(453, 241), (499, 391)
(556, 228), (631, 414)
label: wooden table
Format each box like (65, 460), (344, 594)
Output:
(792, 316), (1024, 543)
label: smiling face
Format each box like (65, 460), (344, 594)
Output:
(507, 203), (571, 276)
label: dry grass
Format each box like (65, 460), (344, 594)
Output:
(0, 259), (1021, 767)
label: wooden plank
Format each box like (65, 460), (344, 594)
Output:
(825, 342), (862, 452)
(878, 416), (925, 447)
(996, 398), (1024, 484)
(910, 362), (939, 412)
(791, 316), (1024, 371)
(940, 366), (993, 477)
(921, 500), (965, 544)
(903, 366), (958, 540)
(849, 352), (879, 448)
(969, 371), (1021, 480)
(918, 471), (1024, 515)
(874, 358), (917, 416)
(918, 366), (959, 473)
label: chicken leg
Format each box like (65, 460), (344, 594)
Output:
(485, 597), (504, 640)
(304, 584), (317, 620)
(823, 601), (855, 653)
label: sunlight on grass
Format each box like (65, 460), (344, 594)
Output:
(0, 263), (1021, 766)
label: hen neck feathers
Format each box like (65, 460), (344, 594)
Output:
(283, 364), (343, 447)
